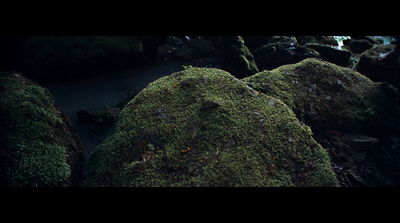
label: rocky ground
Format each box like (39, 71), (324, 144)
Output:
(1, 36), (399, 187)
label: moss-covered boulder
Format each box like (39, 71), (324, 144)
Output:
(243, 58), (400, 136)
(0, 72), (84, 186)
(356, 44), (400, 89)
(218, 36), (259, 78)
(85, 67), (338, 187)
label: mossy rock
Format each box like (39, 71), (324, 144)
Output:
(85, 67), (338, 187)
(0, 72), (84, 186)
(218, 36), (259, 78)
(356, 44), (400, 89)
(243, 58), (400, 136)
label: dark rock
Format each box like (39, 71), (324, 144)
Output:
(218, 36), (259, 78)
(305, 43), (352, 67)
(340, 134), (379, 150)
(356, 44), (400, 89)
(296, 36), (338, 46)
(77, 106), (120, 124)
(171, 38), (217, 62)
(242, 36), (271, 50)
(252, 42), (320, 70)
(343, 39), (373, 54)
(267, 36), (297, 45)
(314, 130), (400, 187)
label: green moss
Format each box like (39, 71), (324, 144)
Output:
(85, 67), (338, 187)
(0, 72), (84, 186)
(243, 58), (400, 135)
(219, 36), (259, 78)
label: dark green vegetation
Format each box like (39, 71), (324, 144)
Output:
(243, 58), (400, 136)
(0, 72), (84, 186)
(85, 67), (338, 187)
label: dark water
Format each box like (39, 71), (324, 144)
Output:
(39, 60), (210, 167)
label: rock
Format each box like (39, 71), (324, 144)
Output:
(305, 43), (352, 67)
(315, 130), (400, 187)
(77, 106), (120, 124)
(171, 38), (217, 62)
(342, 39), (373, 54)
(243, 58), (400, 136)
(340, 134), (379, 150)
(252, 42), (320, 70)
(0, 72), (84, 186)
(242, 36), (271, 50)
(218, 36), (259, 78)
(356, 44), (400, 89)
(85, 67), (338, 187)
(296, 36), (338, 46)
(267, 36), (297, 45)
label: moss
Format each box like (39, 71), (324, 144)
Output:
(243, 58), (400, 135)
(85, 67), (338, 187)
(0, 72), (84, 186)
(218, 36), (259, 78)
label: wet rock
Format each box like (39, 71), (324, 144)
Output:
(0, 72), (84, 186)
(340, 134), (379, 150)
(85, 67), (338, 187)
(305, 43), (352, 67)
(296, 36), (338, 46)
(315, 130), (400, 187)
(356, 44), (400, 89)
(342, 39), (373, 54)
(252, 42), (320, 70)
(267, 36), (297, 45)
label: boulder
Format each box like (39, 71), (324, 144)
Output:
(315, 130), (400, 187)
(171, 38), (217, 62)
(356, 44), (400, 89)
(252, 42), (320, 70)
(0, 72), (84, 186)
(218, 36), (259, 78)
(342, 39), (373, 54)
(305, 43), (352, 67)
(85, 67), (338, 187)
(296, 36), (338, 46)
(243, 58), (400, 136)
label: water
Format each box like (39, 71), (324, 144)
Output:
(39, 60), (210, 165)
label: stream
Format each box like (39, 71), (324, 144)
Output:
(38, 60), (210, 175)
